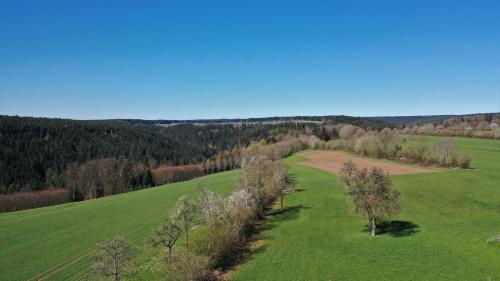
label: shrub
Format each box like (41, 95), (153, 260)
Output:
(191, 224), (243, 268)
(398, 140), (427, 163)
(306, 135), (321, 149)
(338, 124), (358, 139)
(457, 155), (471, 169)
(163, 251), (214, 281)
(355, 134), (379, 157)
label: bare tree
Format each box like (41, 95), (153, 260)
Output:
(92, 236), (133, 281)
(339, 160), (358, 187)
(271, 161), (290, 210)
(172, 197), (199, 249)
(341, 163), (401, 237)
(148, 218), (181, 260)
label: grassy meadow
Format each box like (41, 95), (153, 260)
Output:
(1, 136), (499, 280)
(232, 136), (500, 280)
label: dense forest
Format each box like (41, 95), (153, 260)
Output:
(0, 116), (319, 194)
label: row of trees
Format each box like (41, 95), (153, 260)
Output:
(317, 125), (471, 168)
(398, 114), (500, 140)
(90, 154), (292, 281)
(151, 164), (203, 186)
(202, 134), (320, 173)
(151, 155), (291, 280)
(0, 188), (70, 212)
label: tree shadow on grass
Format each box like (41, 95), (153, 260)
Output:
(287, 172), (299, 186)
(363, 220), (419, 237)
(258, 205), (309, 232)
(227, 204), (308, 273)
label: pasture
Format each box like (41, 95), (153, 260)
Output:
(232, 137), (500, 280)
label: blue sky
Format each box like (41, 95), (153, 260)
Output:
(0, 0), (499, 119)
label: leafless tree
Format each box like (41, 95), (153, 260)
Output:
(92, 236), (133, 281)
(271, 161), (290, 210)
(148, 218), (181, 260)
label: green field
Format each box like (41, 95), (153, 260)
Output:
(2, 136), (500, 281)
(233, 137), (500, 280)
(0, 171), (239, 281)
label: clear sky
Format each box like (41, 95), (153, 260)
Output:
(1, 0), (499, 119)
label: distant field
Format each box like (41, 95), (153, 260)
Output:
(0, 170), (240, 281)
(157, 119), (321, 127)
(233, 137), (500, 280)
(298, 150), (432, 175)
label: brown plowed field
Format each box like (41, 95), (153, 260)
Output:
(298, 150), (432, 175)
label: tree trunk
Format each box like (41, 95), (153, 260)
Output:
(371, 217), (376, 237)
(167, 246), (172, 261)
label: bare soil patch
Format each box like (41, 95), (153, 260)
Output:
(298, 150), (432, 175)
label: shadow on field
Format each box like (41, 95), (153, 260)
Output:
(254, 204), (309, 234)
(232, 204), (308, 271)
(287, 172), (299, 186)
(268, 204), (308, 220)
(364, 220), (419, 237)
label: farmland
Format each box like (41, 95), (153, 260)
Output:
(1, 136), (500, 280)
(0, 170), (240, 281)
(298, 150), (433, 175)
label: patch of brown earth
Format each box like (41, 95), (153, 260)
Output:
(298, 150), (432, 175)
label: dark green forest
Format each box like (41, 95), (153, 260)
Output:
(0, 116), (320, 193)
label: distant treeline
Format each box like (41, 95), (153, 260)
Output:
(0, 132), (317, 212)
(398, 114), (500, 139)
(117, 115), (391, 129)
(1, 116), (322, 194)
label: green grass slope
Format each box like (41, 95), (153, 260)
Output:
(0, 170), (240, 281)
(233, 137), (500, 280)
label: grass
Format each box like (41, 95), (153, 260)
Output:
(2, 136), (500, 281)
(0, 170), (240, 281)
(232, 137), (500, 280)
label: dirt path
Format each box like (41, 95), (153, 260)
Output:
(298, 150), (432, 175)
